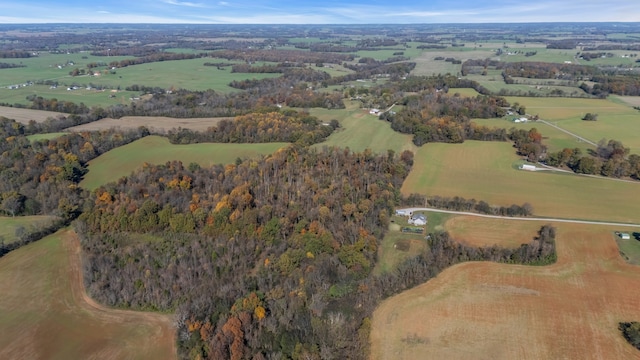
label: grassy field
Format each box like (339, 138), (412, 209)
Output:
(0, 229), (176, 360)
(401, 141), (640, 223)
(411, 49), (495, 76)
(371, 221), (640, 360)
(80, 135), (288, 190)
(309, 100), (416, 155)
(616, 233), (640, 265)
(0, 51), (283, 107)
(506, 97), (640, 153)
(374, 222), (427, 275)
(26, 132), (68, 141)
(0, 215), (59, 244)
(0, 85), (140, 108)
(375, 211), (455, 274)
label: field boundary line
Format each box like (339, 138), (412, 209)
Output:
(537, 119), (597, 147)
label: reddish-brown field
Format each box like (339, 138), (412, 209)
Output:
(0, 229), (176, 360)
(0, 106), (67, 123)
(445, 215), (545, 248)
(67, 115), (231, 132)
(371, 221), (640, 360)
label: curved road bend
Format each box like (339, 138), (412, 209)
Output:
(397, 207), (640, 228)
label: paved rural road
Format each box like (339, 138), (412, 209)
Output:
(537, 119), (598, 147)
(398, 207), (640, 228)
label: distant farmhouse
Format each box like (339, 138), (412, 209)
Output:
(408, 213), (427, 226)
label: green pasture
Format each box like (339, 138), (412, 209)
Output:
(26, 132), (68, 142)
(309, 100), (416, 155)
(497, 48), (577, 64)
(0, 215), (59, 245)
(374, 218), (425, 275)
(0, 51), (283, 107)
(0, 85), (139, 107)
(616, 234), (640, 265)
(80, 135), (288, 190)
(507, 96), (640, 153)
(401, 141), (640, 223)
(0, 51), (134, 87)
(41, 58), (280, 93)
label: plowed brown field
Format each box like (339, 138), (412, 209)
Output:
(67, 116), (231, 132)
(0, 229), (176, 360)
(371, 221), (640, 360)
(0, 106), (67, 123)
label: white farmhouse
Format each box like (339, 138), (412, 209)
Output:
(408, 214), (427, 226)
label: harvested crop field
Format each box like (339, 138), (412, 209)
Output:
(371, 221), (640, 360)
(445, 215), (544, 248)
(67, 115), (232, 132)
(0, 106), (67, 123)
(0, 229), (176, 360)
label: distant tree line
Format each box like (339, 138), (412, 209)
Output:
(211, 48), (355, 64)
(0, 51), (33, 58)
(0, 62), (26, 69)
(402, 193), (533, 217)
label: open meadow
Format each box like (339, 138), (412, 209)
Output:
(506, 97), (640, 153)
(0, 215), (58, 245)
(67, 115), (231, 132)
(0, 229), (176, 360)
(401, 141), (640, 223)
(310, 101), (416, 155)
(371, 220), (640, 360)
(80, 135), (288, 190)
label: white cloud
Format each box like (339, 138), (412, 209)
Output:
(218, 1), (230, 5)
(161, 0), (207, 8)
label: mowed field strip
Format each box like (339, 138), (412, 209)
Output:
(401, 141), (640, 223)
(371, 218), (640, 360)
(80, 135), (288, 189)
(67, 115), (232, 132)
(0, 229), (176, 360)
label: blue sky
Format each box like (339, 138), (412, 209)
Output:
(1, 0), (638, 24)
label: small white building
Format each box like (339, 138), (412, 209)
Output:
(520, 164), (536, 171)
(620, 233), (631, 240)
(369, 108), (380, 116)
(395, 210), (411, 217)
